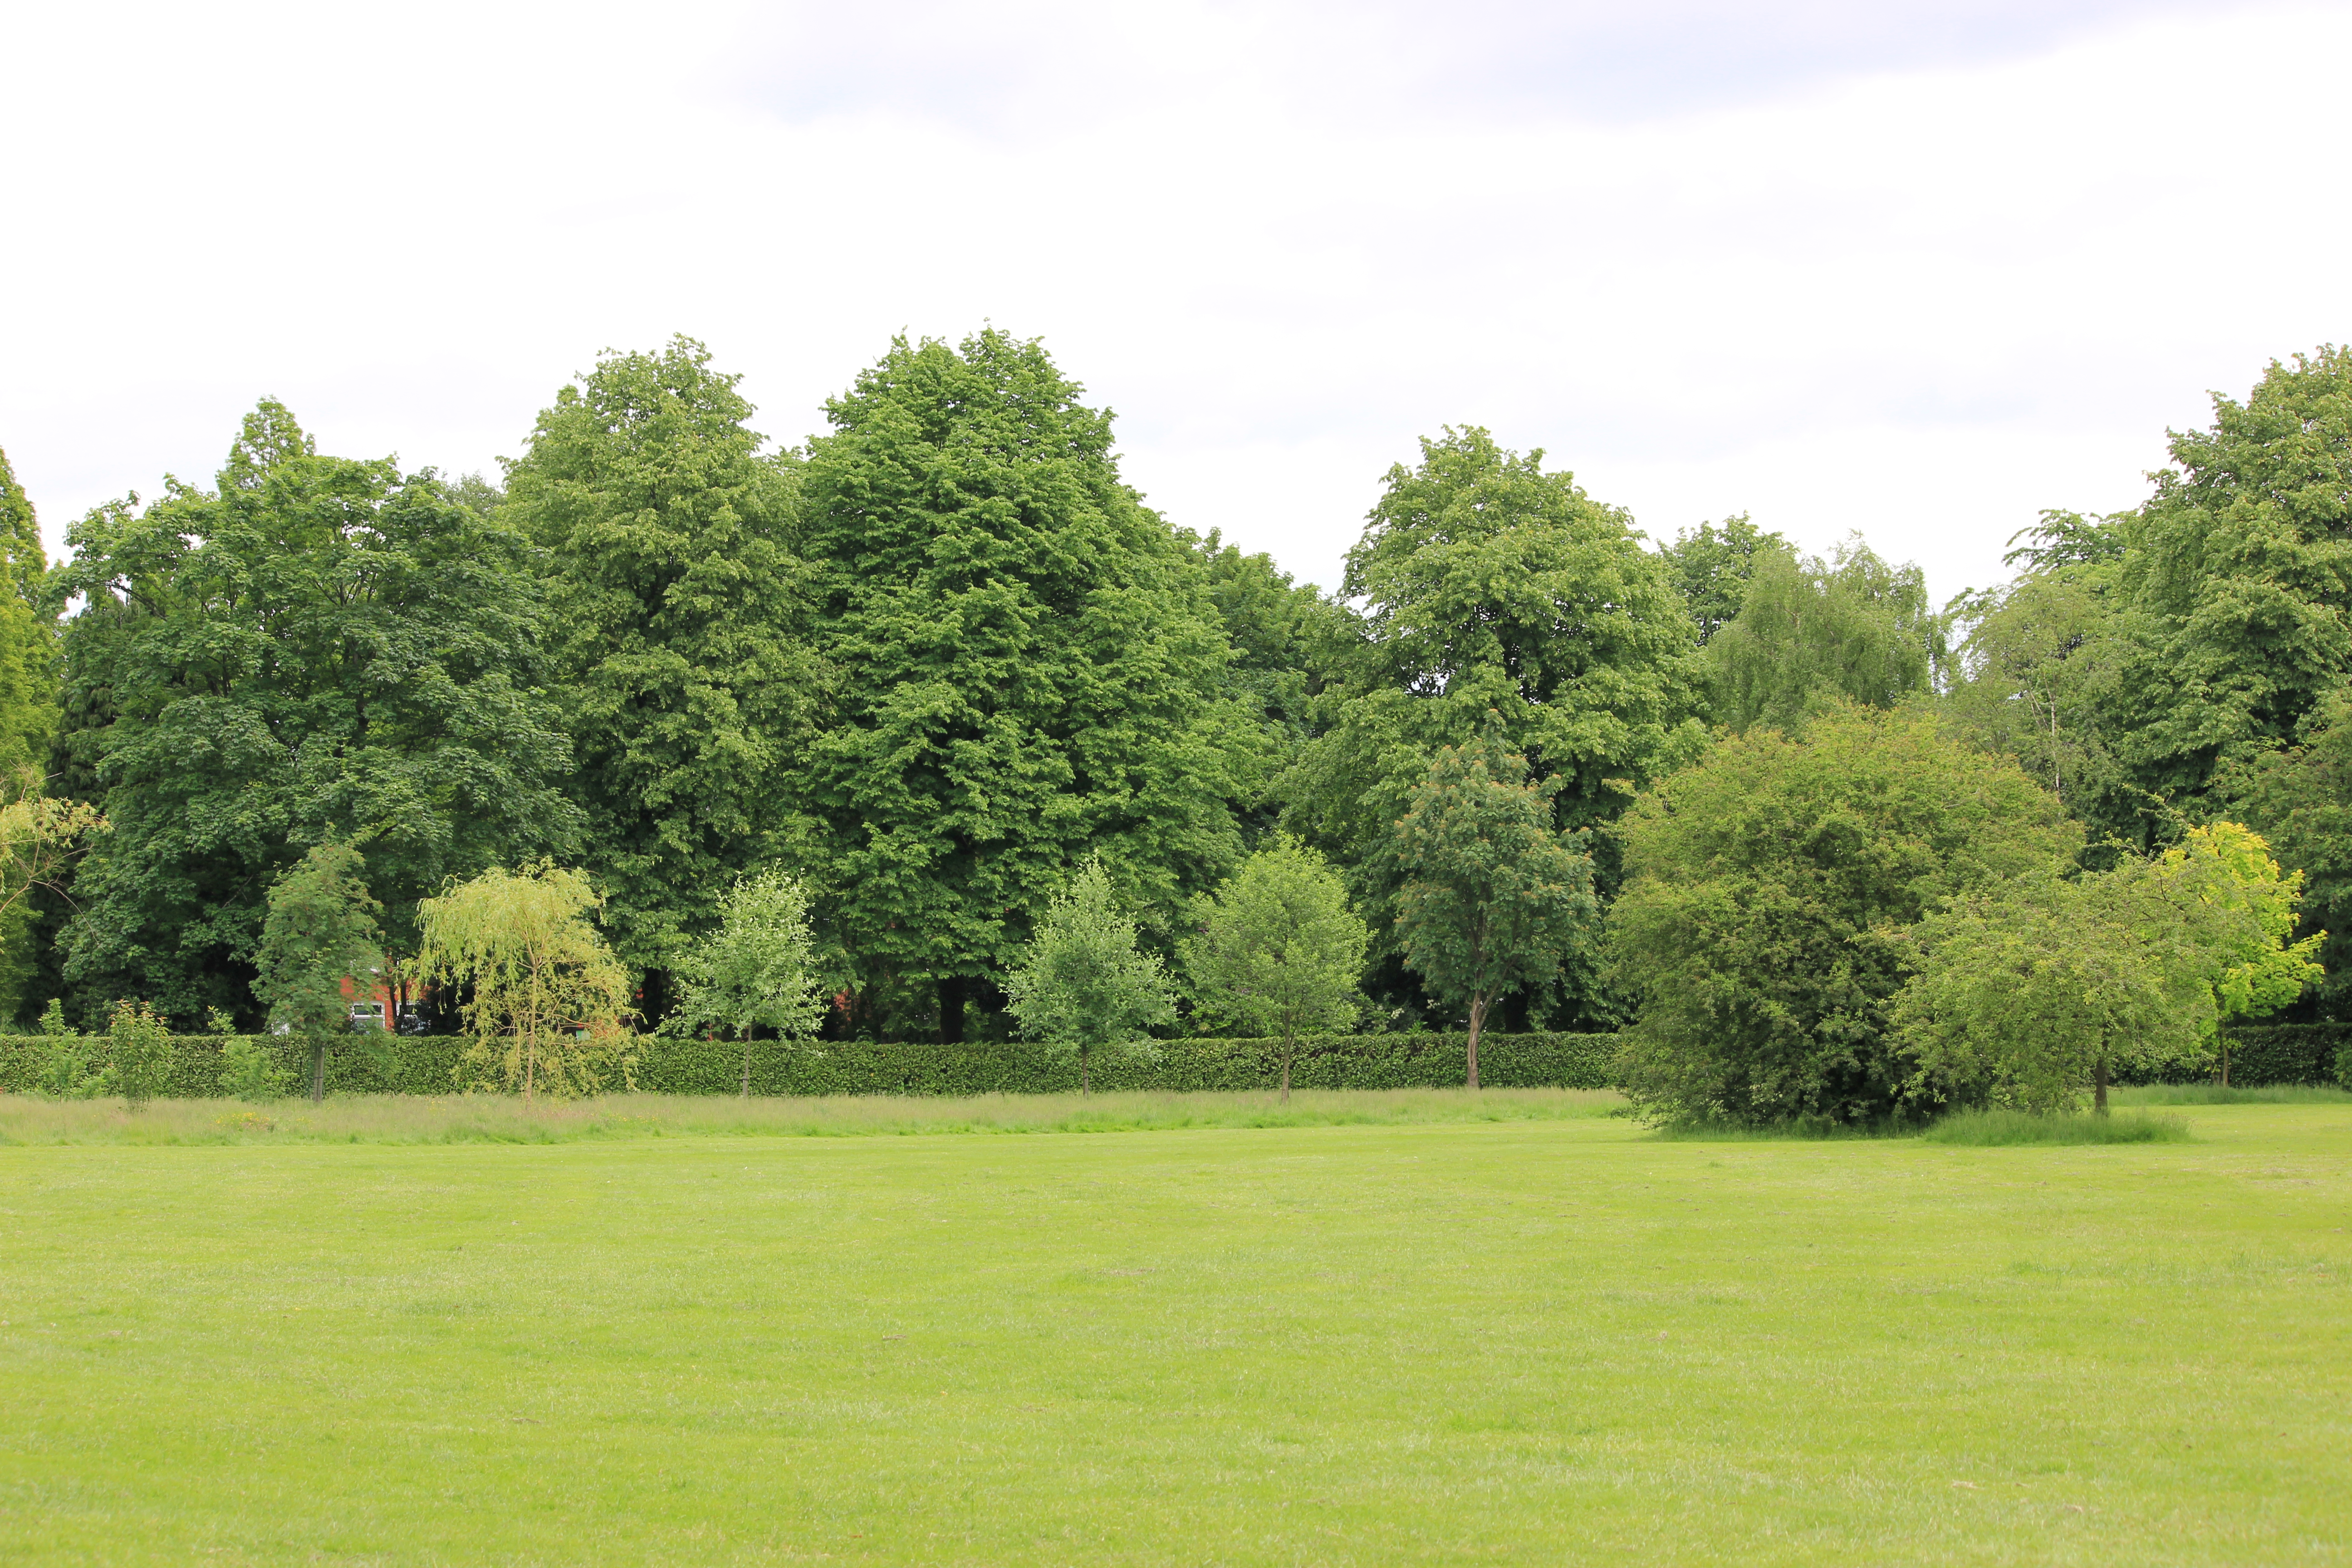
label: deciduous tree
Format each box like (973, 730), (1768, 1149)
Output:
(801, 330), (1244, 1039)
(253, 842), (386, 1104)
(1182, 836), (1367, 1100)
(418, 862), (633, 1102)
(1611, 705), (2079, 1126)
(666, 868), (824, 1096)
(1705, 538), (1946, 734)
(50, 402), (575, 1024)
(1004, 858), (1175, 1094)
(1392, 732), (1597, 1088)
(504, 338), (821, 1008)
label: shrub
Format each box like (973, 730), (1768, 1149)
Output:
(107, 1000), (174, 1108)
(1610, 704), (2080, 1126)
(218, 1035), (295, 1102)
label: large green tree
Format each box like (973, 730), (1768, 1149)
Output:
(1279, 428), (1703, 1026)
(1610, 704), (2079, 1126)
(2110, 347), (2352, 802)
(798, 329), (1246, 1039)
(503, 338), (823, 1013)
(50, 402), (577, 1024)
(1392, 732), (1597, 1087)
(1659, 514), (1787, 646)
(0, 445), (58, 775)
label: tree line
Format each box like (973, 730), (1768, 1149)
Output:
(2, 332), (2347, 1119)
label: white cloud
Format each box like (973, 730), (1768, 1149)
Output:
(3, 0), (2346, 603)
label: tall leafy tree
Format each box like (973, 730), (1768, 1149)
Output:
(1611, 705), (2080, 1126)
(49, 402), (576, 1024)
(2225, 686), (2352, 1014)
(1004, 858), (1176, 1094)
(252, 843), (386, 1104)
(1182, 836), (1368, 1100)
(1392, 732), (1598, 1088)
(1705, 538), (1946, 734)
(2110, 347), (2352, 803)
(503, 337), (822, 1014)
(1281, 428), (1703, 1027)
(799, 329), (1245, 1039)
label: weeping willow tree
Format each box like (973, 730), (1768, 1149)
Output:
(418, 862), (634, 1101)
(1705, 538), (1948, 733)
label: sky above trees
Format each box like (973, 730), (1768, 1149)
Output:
(5, 0), (2345, 602)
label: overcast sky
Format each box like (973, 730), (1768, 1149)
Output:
(5, 0), (2348, 602)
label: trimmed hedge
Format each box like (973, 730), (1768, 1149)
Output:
(0, 1030), (1621, 1099)
(2117, 1023), (2352, 1089)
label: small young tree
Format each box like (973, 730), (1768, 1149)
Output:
(666, 869), (824, 1095)
(1392, 733), (1597, 1088)
(36, 998), (101, 1099)
(107, 999), (174, 1108)
(252, 844), (386, 1104)
(1182, 836), (1367, 1101)
(1895, 848), (2267, 1113)
(1004, 858), (1175, 1094)
(418, 862), (633, 1102)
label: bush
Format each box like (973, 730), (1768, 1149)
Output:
(0, 1029), (1620, 1099)
(218, 1035), (295, 1101)
(107, 1000), (174, 1107)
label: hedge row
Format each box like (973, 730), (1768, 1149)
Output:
(2117, 1023), (2352, 1089)
(0, 1029), (1621, 1099)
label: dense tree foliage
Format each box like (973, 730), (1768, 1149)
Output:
(799, 330), (1246, 1041)
(504, 338), (820, 1006)
(1392, 733), (1597, 1087)
(1705, 540), (1945, 734)
(1611, 706), (2079, 1125)
(49, 403), (575, 1025)
(15, 331), (2352, 1068)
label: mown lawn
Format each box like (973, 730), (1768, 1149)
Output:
(1, 1092), (2346, 1565)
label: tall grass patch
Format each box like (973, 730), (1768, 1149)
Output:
(1922, 1107), (2192, 1145)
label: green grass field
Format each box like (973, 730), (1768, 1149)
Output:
(3, 1090), (2347, 1565)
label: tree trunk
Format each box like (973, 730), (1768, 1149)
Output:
(310, 1039), (325, 1106)
(937, 975), (966, 1044)
(1465, 995), (1486, 1091)
(2093, 1057), (2109, 1115)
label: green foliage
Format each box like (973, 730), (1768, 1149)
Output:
(0, 444), (59, 779)
(2223, 687), (2352, 1010)
(503, 338), (820, 991)
(2111, 347), (2352, 803)
(2167, 823), (2324, 1027)
(1892, 850), (2258, 1114)
(253, 843), (386, 1103)
(1659, 514), (1787, 646)
(799, 330), (1246, 1031)
(216, 1034), (294, 1101)
(1611, 704), (2080, 1126)
(418, 862), (634, 1100)
(1181, 836), (1368, 1098)
(1705, 539), (1946, 734)
(665, 868), (824, 1095)
(1004, 859), (1176, 1093)
(106, 999), (173, 1107)
(1284, 429), (1703, 950)
(1392, 732), (1597, 1087)
(49, 401), (576, 1025)
(35, 1024), (104, 1099)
